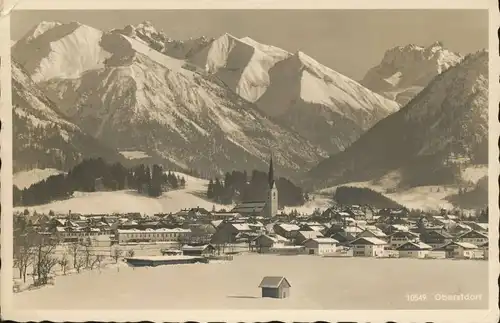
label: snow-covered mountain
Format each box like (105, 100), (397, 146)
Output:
(12, 61), (125, 172)
(308, 50), (488, 190)
(114, 22), (399, 154)
(256, 51), (399, 153)
(12, 21), (328, 178)
(360, 42), (463, 106)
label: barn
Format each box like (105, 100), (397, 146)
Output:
(258, 276), (291, 299)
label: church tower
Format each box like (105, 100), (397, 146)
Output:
(266, 155), (278, 217)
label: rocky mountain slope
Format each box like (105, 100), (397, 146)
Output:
(360, 42), (463, 106)
(116, 22), (400, 154)
(255, 51), (399, 153)
(12, 21), (328, 178)
(12, 61), (125, 172)
(308, 50), (488, 190)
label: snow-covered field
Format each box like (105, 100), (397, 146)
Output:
(14, 168), (64, 189)
(461, 165), (488, 184)
(15, 165), (479, 215)
(15, 172), (230, 215)
(13, 254), (488, 310)
(118, 150), (151, 160)
(319, 180), (459, 211)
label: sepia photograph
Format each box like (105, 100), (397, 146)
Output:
(1, 0), (498, 321)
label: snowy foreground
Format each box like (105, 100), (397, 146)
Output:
(13, 254), (488, 310)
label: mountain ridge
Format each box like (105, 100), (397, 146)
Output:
(308, 50), (488, 190)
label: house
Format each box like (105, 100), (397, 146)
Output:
(210, 222), (253, 245)
(434, 241), (482, 259)
(187, 207), (211, 218)
(258, 276), (291, 299)
(303, 238), (338, 255)
(253, 234), (289, 253)
(273, 223), (301, 239)
(210, 212), (240, 220)
(330, 231), (357, 245)
(295, 230), (324, 244)
(478, 241), (488, 260)
(116, 228), (191, 244)
(302, 224), (325, 233)
(349, 237), (387, 257)
(455, 230), (488, 246)
(231, 156), (279, 218)
(389, 231), (420, 249)
(419, 230), (454, 248)
(357, 228), (388, 241)
(397, 241), (433, 258)
(181, 244), (216, 257)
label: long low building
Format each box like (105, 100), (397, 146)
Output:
(116, 228), (191, 244)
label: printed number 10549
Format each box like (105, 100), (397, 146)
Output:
(406, 294), (427, 302)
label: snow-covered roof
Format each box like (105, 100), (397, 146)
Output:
(396, 241), (432, 250)
(310, 237), (338, 244)
(298, 231), (323, 239)
(453, 241), (479, 249)
(351, 237), (387, 245)
(307, 225), (324, 232)
(117, 228), (191, 234)
(231, 223), (252, 231)
(278, 223), (300, 231)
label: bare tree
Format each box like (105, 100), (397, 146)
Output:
(13, 231), (36, 283)
(32, 234), (59, 286)
(112, 247), (123, 263)
(74, 254), (85, 273)
(80, 238), (93, 268)
(58, 253), (70, 275)
(126, 249), (135, 257)
(68, 241), (81, 269)
(92, 254), (106, 272)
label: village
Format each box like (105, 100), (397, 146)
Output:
(14, 201), (489, 262)
(12, 154), (491, 297)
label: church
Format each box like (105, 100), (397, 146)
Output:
(231, 156), (279, 218)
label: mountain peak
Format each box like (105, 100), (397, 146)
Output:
(428, 40), (444, 48)
(360, 42), (463, 105)
(24, 20), (62, 42)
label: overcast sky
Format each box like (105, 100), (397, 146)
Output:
(11, 10), (488, 80)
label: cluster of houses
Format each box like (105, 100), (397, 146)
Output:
(17, 203), (489, 260)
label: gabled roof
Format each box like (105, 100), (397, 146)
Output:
(457, 230), (488, 239)
(298, 231), (323, 239)
(277, 223), (300, 232)
(396, 241), (432, 251)
(390, 231), (419, 238)
(308, 237), (339, 244)
(361, 228), (387, 237)
(422, 229), (454, 239)
(258, 276), (291, 288)
(254, 234), (288, 243)
(231, 223), (252, 231)
(436, 241), (479, 250)
(350, 237), (387, 245)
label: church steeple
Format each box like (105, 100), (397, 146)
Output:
(268, 154), (274, 189)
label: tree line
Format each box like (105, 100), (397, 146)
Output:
(13, 158), (186, 206)
(206, 169), (307, 207)
(333, 186), (403, 209)
(13, 214), (132, 290)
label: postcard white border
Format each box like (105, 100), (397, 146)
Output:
(1, 0), (499, 322)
